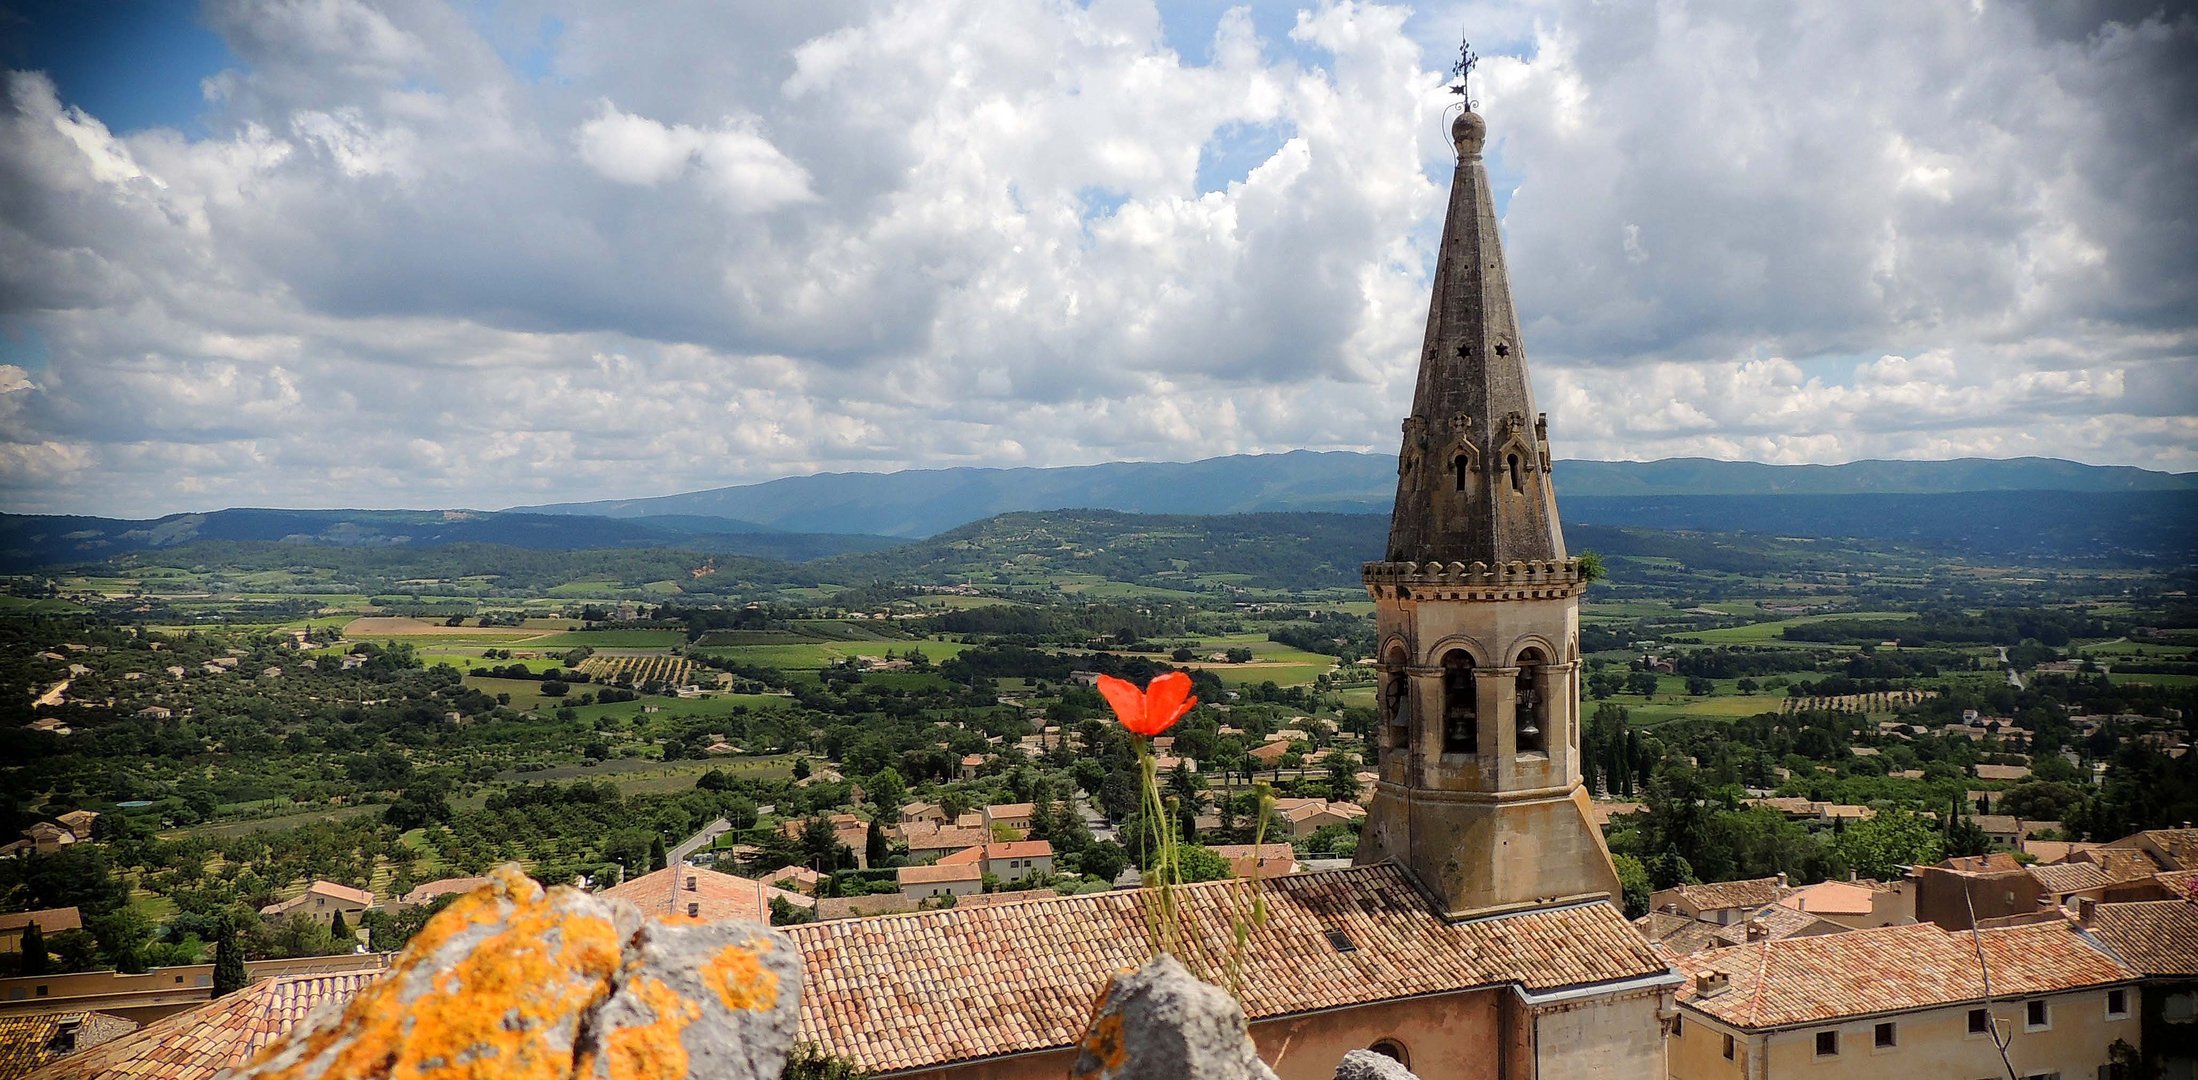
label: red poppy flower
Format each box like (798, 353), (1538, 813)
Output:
(1096, 672), (1197, 737)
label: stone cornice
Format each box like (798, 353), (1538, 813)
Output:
(1363, 558), (1586, 601)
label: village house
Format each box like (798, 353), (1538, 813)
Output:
(761, 865), (825, 896)
(936, 840), (1054, 884)
(1668, 920), (2141, 1080)
(958, 753), (987, 779)
(258, 881), (374, 927)
(979, 802), (1035, 834)
(1272, 798), (1366, 839)
(1774, 877), (1914, 930)
(0, 907), (82, 954)
(599, 863), (809, 923)
(2081, 890), (2198, 1080)
(389, 877), (492, 910)
(1913, 853), (2045, 930)
(1650, 876), (1797, 928)
(1206, 843), (1299, 879)
(896, 861), (983, 902)
(901, 824), (991, 863)
(1247, 740), (1292, 768)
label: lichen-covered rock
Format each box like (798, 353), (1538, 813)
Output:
(234, 866), (801, 1080)
(1334, 1049), (1422, 1080)
(576, 919), (799, 1080)
(1070, 955), (1280, 1080)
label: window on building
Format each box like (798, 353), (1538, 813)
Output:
(2107, 988), (2129, 1018)
(1722, 1033), (1735, 1060)
(1382, 648), (1411, 752)
(1815, 1031), (1838, 1057)
(2162, 990), (2198, 1023)
(1968, 1008), (1991, 1034)
(1672, 1015), (1682, 1037)
(2025, 1000), (2049, 1029)
(1874, 1022), (1896, 1048)
(1514, 647), (1547, 753)
(1441, 650), (1477, 754)
(687, 902), (699, 918)
(1368, 1041), (1408, 1068)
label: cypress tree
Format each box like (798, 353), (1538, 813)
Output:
(649, 835), (668, 871)
(329, 910), (350, 945)
(212, 919), (247, 998)
(17, 921), (46, 976)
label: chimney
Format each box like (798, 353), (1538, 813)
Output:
(1848, 869), (1858, 882)
(1695, 971), (1731, 996)
(685, 875), (698, 892)
(2076, 898), (2097, 924)
(1745, 920), (1768, 942)
(1775, 872), (1788, 888)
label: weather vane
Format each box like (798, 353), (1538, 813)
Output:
(1448, 37), (1479, 110)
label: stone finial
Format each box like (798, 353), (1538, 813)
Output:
(1070, 955), (1279, 1080)
(1451, 109), (1486, 157)
(1334, 1049), (1423, 1080)
(235, 865), (801, 1080)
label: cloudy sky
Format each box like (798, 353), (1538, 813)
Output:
(1, 0), (2192, 517)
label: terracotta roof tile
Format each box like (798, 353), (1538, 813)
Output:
(784, 863), (1666, 1074)
(0, 1011), (134, 1079)
(1676, 920), (2134, 1030)
(2087, 899), (2198, 976)
(1664, 876), (1789, 912)
(2028, 862), (2112, 894)
(45, 972), (377, 1080)
(600, 864), (768, 923)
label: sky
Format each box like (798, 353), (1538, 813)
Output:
(0, 0), (2192, 518)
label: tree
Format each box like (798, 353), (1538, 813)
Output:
(1735, 678), (1759, 695)
(211, 918), (247, 996)
(1835, 809), (1944, 880)
(648, 835), (668, 872)
(799, 816), (848, 872)
(328, 910), (350, 945)
(792, 758), (812, 781)
(17, 920), (46, 976)
(865, 820), (889, 867)
(1079, 840), (1129, 884)
(1177, 845), (1231, 884)
(1611, 854), (1653, 919)
(866, 768), (907, 818)
(1324, 754), (1363, 804)
(1685, 676), (1715, 697)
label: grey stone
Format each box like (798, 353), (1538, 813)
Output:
(1334, 1048), (1422, 1080)
(578, 918), (802, 1080)
(1069, 955), (1279, 1080)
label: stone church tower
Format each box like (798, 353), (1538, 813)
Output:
(1354, 96), (1622, 918)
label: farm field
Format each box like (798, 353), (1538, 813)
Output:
(1670, 610), (1919, 646)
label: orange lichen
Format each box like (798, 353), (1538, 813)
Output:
(580, 974), (700, 1080)
(244, 870), (624, 1080)
(702, 938), (780, 1012)
(1071, 1010), (1127, 1078)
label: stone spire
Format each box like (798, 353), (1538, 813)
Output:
(1383, 102), (1564, 567)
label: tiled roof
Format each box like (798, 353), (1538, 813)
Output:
(46, 972), (378, 1080)
(0, 1012), (135, 1080)
(1663, 876), (1788, 912)
(600, 864), (767, 923)
(1779, 881), (1874, 917)
(2107, 828), (2198, 870)
(2087, 899), (2198, 976)
(1934, 853), (2028, 876)
(1707, 905), (1841, 949)
(814, 893), (919, 921)
(2156, 868), (2198, 898)
(396, 876), (490, 906)
(1676, 920), (2134, 1030)
(897, 863), (981, 886)
(2024, 840), (2100, 864)
(903, 826), (990, 852)
(2028, 862), (2112, 894)
(784, 863), (1667, 1074)
(2078, 847), (2165, 881)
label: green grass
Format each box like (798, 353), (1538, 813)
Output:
(520, 629), (687, 647)
(1672, 610), (1918, 645)
(466, 675), (564, 711)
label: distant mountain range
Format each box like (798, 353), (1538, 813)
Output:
(2, 455), (2189, 571)
(511, 452), (2196, 538)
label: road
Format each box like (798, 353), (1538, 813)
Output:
(1998, 646), (2024, 689)
(669, 816), (733, 865)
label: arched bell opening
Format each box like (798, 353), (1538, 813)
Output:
(1514, 646), (1548, 754)
(1381, 646), (1412, 753)
(1441, 650), (1477, 754)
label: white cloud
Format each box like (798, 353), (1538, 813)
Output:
(0, 0), (2190, 517)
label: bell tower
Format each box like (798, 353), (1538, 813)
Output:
(1353, 75), (1620, 918)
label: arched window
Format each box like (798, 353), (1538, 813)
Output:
(1515, 647), (1547, 753)
(1453, 453), (1469, 491)
(1506, 452), (1523, 493)
(1381, 647), (1411, 752)
(1368, 1040), (1410, 1068)
(1441, 650), (1477, 754)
